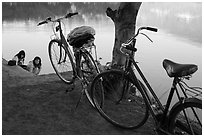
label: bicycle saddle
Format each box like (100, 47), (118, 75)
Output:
(163, 59), (198, 78)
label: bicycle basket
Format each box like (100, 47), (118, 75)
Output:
(67, 26), (95, 48)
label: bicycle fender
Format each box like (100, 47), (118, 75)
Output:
(168, 97), (202, 124)
(50, 39), (62, 45)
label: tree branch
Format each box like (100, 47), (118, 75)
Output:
(106, 7), (117, 22)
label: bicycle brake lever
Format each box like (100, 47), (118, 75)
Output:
(140, 33), (153, 43)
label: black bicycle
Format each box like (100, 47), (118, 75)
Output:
(90, 26), (202, 134)
(38, 13), (100, 107)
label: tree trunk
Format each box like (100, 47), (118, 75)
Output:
(106, 2), (142, 68)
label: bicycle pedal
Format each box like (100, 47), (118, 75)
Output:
(65, 84), (75, 93)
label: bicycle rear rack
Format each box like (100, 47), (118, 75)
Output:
(179, 80), (202, 99)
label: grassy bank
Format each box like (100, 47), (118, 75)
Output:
(2, 58), (155, 135)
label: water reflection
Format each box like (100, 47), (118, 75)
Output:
(2, 19), (202, 93)
(2, 2), (202, 43)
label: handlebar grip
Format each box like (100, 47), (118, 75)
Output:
(146, 27), (158, 32)
(37, 21), (48, 26)
(65, 12), (78, 18)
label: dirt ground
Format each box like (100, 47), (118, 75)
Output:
(2, 58), (156, 135)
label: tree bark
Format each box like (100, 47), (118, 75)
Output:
(106, 2), (142, 68)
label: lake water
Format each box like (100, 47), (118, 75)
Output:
(2, 19), (202, 100)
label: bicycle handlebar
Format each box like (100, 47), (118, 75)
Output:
(37, 12), (78, 26)
(37, 20), (48, 26)
(123, 26), (158, 45)
(65, 12), (78, 18)
(120, 26), (158, 54)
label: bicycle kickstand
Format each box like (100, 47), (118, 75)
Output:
(72, 79), (87, 113)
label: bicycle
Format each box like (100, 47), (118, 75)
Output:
(90, 26), (202, 134)
(37, 12), (100, 107)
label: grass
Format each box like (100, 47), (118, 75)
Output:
(2, 74), (156, 135)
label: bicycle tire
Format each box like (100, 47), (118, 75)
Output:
(168, 98), (202, 135)
(91, 70), (149, 129)
(48, 39), (75, 84)
(80, 51), (100, 107)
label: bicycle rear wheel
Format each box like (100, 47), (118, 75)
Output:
(80, 51), (100, 106)
(168, 98), (202, 135)
(91, 70), (149, 129)
(48, 39), (75, 84)
(81, 51), (100, 82)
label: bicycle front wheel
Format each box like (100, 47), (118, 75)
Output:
(91, 70), (149, 129)
(48, 39), (75, 84)
(168, 98), (202, 135)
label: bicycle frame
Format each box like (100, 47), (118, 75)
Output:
(124, 53), (201, 130)
(125, 56), (164, 121)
